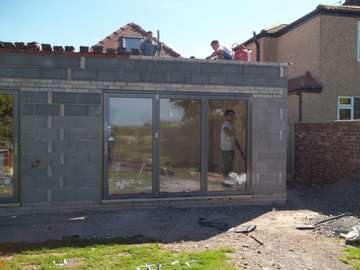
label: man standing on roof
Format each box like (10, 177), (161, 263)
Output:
(140, 31), (161, 56)
(206, 40), (232, 60)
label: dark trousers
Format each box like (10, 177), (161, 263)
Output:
(222, 150), (234, 177)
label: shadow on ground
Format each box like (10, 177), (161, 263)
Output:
(287, 176), (360, 218)
(0, 204), (273, 248)
(0, 177), (359, 252)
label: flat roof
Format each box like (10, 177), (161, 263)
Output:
(0, 45), (288, 67)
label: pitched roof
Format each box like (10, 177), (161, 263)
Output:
(343, 0), (360, 6)
(288, 71), (323, 93)
(242, 4), (360, 46)
(263, 24), (289, 34)
(95, 22), (180, 57)
(232, 24), (288, 51)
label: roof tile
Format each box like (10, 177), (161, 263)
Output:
(95, 22), (180, 57)
(288, 72), (323, 93)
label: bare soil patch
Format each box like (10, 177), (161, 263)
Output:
(162, 209), (350, 270)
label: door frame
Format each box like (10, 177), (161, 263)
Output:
(103, 91), (252, 200)
(157, 94), (204, 197)
(204, 95), (252, 196)
(103, 93), (156, 200)
(0, 89), (19, 204)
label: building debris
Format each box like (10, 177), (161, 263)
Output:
(229, 224), (256, 234)
(69, 216), (87, 222)
(250, 235), (264, 246)
(296, 213), (352, 230)
(53, 259), (68, 266)
(340, 226), (360, 243)
(136, 260), (198, 269)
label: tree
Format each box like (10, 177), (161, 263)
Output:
(0, 95), (13, 144)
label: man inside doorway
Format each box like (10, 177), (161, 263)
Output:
(221, 109), (245, 184)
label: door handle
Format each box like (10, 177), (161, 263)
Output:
(104, 142), (108, 155)
(14, 142), (18, 157)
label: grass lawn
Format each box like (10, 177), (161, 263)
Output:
(342, 246), (360, 270)
(0, 239), (236, 270)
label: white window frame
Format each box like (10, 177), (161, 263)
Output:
(337, 96), (360, 120)
(358, 21), (360, 62)
(337, 96), (353, 121)
(121, 36), (142, 52)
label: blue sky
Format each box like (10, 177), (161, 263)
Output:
(1, 0), (341, 58)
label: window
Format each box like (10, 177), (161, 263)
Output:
(358, 21), (360, 62)
(354, 98), (360, 119)
(0, 91), (18, 203)
(122, 37), (142, 52)
(337, 96), (360, 120)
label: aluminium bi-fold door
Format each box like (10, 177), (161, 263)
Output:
(104, 92), (250, 199)
(0, 90), (19, 203)
(157, 95), (203, 195)
(104, 93), (156, 198)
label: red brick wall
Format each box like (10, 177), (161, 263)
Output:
(295, 121), (360, 183)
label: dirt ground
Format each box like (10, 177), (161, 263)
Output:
(0, 179), (359, 270)
(163, 209), (350, 270)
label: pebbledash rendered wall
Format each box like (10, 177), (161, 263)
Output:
(0, 50), (288, 207)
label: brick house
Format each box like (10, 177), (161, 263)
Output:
(94, 22), (180, 57)
(240, 0), (360, 123)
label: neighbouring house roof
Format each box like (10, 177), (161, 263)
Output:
(241, 4), (360, 46)
(232, 24), (288, 51)
(263, 24), (289, 34)
(288, 71), (323, 93)
(343, 0), (360, 6)
(95, 22), (181, 57)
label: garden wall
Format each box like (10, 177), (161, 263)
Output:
(295, 121), (360, 183)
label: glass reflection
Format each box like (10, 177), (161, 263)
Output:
(208, 100), (247, 192)
(160, 99), (201, 193)
(0, 94), (14, 198)
(108, 98), (153, 195)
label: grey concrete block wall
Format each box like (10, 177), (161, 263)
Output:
(0, 50), (288, 206)
(251, 97), (287, 196)
(0, 52), (287, 88)
(20, 90), (102, 204)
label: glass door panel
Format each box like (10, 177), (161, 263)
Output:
(105, 94), (250, 199)
(107, 97), (153, 195)
(0, 93), (16, 200)
(159, 98), (201, 193)
(207, 100), (247, 192)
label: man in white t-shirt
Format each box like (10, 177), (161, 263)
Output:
(221, 109), (245, 179)
(206, 40), (233, 60)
